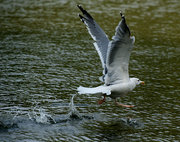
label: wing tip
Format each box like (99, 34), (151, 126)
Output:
(120, 11), (125, 21)
(77, 5), (85, 23)
(77, 4), (93, 20)
(78, 14), (85, 23)
(119, 11), (131, 36)
(77, 4), (83, 11)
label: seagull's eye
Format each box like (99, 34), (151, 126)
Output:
(138, 79), (140, 82)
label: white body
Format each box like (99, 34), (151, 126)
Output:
(78, 78), (140, 99)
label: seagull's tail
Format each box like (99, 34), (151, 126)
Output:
(77, 85), (111, 95)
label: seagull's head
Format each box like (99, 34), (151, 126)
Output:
(131, 78), (145, 86)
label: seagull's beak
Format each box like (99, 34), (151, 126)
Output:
(140, 81), (145, 85)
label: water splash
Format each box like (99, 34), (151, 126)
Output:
(31, 108), (56, 124)
(12, 107), (24, 121)
(0, 94), (94, 132)
(67, 94), (82, 120)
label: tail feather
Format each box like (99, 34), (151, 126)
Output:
(77, 86), (111, 95)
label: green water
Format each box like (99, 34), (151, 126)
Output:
(0, 0), (179, 141)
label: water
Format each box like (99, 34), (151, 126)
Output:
(0, 0), (179, 141)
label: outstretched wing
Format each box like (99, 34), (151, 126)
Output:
(77, 5), (109, 68)
(105, 13), (135, 85)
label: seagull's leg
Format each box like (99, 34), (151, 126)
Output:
(98, 94), (106, 104)
(115, 99), (134, 108)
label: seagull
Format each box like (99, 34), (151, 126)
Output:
(77, 5), (144, 107)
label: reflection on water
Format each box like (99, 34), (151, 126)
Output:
(0, 0), (179, 141)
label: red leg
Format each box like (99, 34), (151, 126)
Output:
(98, 95), (106, 104)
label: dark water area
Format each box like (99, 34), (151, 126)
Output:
(0, 0), (180, 141)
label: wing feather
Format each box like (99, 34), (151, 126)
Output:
(105, 13), (135, 85)
(77, 5), (109, 68)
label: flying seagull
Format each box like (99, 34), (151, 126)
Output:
(77, 5), (144, 107)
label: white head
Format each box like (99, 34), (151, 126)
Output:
(130, 78), (145, 86)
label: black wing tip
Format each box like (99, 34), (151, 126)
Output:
(77, 5), (85, 22)
(77, 4), (85, 14)
(78, 14), (84, 23)
(120, 11), (131, 36)
(78, 14), (83, 19)
(120, 11), (125, 21)
(77, 4), (93, 20)
(77, 4), (83, 11)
